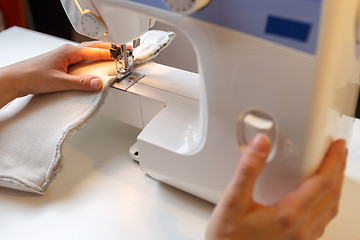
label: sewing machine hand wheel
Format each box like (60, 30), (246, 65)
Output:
(80, 10), (107, 39)
(163, 0), (211, 14)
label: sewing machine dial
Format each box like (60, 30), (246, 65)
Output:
(80, 10), (107, 39)
(163, 0), (211, 14)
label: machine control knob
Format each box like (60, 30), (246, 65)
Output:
(80, 10), (108, 39)
(237, 109), (279, 162)
(163, 0), (211, 14)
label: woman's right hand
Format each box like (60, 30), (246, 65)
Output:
(206, 134), (347, 240)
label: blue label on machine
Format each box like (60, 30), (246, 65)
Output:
(130, 0), (322, 54)
(265, 16), (312, 42)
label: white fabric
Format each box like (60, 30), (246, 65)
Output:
(0, 30), (174, 193)
(133, 30), (175, 64)
(0, 61), (115, 193)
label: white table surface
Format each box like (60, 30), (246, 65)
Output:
(0, 27), (359, 240)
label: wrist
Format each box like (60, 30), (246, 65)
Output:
(0, 65), (21, 108)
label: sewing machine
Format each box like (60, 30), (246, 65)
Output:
(61, 0), (360, 204)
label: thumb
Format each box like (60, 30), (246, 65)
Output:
(62, 74), (103, 91)
(229, 133), (271, 199)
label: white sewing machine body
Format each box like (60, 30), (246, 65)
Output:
(62, 0), (360, 204)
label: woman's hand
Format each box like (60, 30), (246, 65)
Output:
(0, 41), (112, 108)
(206, 134), (347, 240)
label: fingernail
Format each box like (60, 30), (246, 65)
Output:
(90, 78), (102, 89)
(338, 139), (347, 154)
(340, 139), (346, 147)
(248, 133), (271, 157)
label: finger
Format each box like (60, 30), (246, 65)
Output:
(68, 47), (112, 65)
(80, 41), (112, 49)
(57, 73), (103, 91)
(309, 147), (346, 214)
(228, 134), (271, 200)
(317, 139), (347, 176)
(308, 204), (338, 240)
(318, 204), (339, 227)
(78, 47), (113, 61)
(307, 188), (341, 231)
(80, 41), (133, 50)
(289, 140), (347, 210)
(308, 226), (326, 240)
(307, 148), (346, 231)
(308, 183), (342, 223)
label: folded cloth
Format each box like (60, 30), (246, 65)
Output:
(133, 30), (175, 64)
(0, 61), (115, 194)
(0, 30), (175, 194)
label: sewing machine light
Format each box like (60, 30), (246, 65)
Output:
(163, 0), (211, 14)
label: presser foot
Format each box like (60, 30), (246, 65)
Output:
(111, 71), (145, 91)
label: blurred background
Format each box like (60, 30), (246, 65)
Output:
(0, 0), (197, 73)
(0, 1), (73, 40)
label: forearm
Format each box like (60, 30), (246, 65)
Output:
(0, 66), (20, 109)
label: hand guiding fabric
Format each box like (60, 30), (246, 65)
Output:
(0, 41), (112, 109)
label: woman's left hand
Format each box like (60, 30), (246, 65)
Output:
(0, 41), (112, 108)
